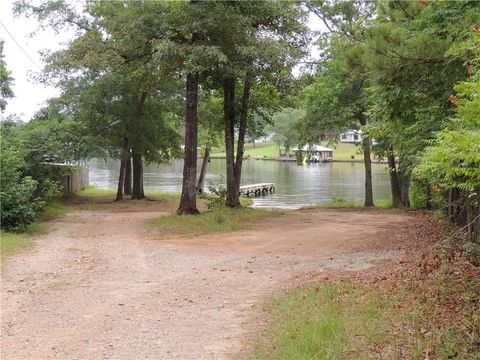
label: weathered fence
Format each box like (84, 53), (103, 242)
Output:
(62, 166), (89, 196)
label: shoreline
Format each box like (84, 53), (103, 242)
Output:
(209, 156), (387, 164)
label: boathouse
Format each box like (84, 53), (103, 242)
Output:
(292, 144), (334, 163)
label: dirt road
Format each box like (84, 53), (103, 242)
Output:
(1, 202), (410, 359)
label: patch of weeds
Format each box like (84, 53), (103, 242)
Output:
(38, 201), (70, 221)
(200, 182), (253, 210)
(1, 201), (70, 263)
(332, 195), (348, 205)
(76, 186), (117, 197)
(431, 209), (446, 220)
(23, 223), (48, 235)
(251, 280), (397, 360)
(306, 197), (393, 209)
(250, 232), (479, 359)
(151, 207), (281, 238)
(0, 231), (33, 260)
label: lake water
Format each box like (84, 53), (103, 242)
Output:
(88, 158), (391, 209)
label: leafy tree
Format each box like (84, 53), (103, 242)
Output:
(0, 123), (42, 230)
(0, 40), (14, 112)
(415, 31), (480, 242)
(269, 108), (305, 155)
(212, 1), (308, 207)
(300, 1), (376, 207)
(16, 0), (182, 201)
(365, 0), (479, 207)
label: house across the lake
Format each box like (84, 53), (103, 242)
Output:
(292, 144), (334, 163)
(340, 129), (363, 143)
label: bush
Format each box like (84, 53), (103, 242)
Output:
(205, 184), (227, 210)
(0, 133), (43, 230)
(410, 181), (446, 210)
(0, 177), (43, 230)
(1, 121), (66, 230)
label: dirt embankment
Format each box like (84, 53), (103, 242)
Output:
(1, 201), (412, 359)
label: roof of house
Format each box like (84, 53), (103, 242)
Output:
(291, 144), (334, 152)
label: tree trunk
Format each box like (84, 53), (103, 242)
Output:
(116, 138), (129, 201)
(130, 92), (146, 200)
(234, 77), (251, 198)
(177, 72), (200, 214)
(425, 183), (432, 210)
(197, 145), (210, 193)
(473, 189), (480, 243)
(357, 113), (373, 207)
(132, 153), (144, 200)
(466, 194), (472, 238)
(387, 145), (402, 208)
(124, 155), (132, 196)
(400, 174), (410, 207)
(116, 158), (126, 201)
(398, 160), (411, 207)
(224, 77), (240, 207)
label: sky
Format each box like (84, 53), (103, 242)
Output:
(1, 0), (324, 122)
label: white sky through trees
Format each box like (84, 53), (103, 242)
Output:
(0, 0), (324, 122)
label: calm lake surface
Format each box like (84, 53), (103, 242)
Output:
(88, 158), (391, 209)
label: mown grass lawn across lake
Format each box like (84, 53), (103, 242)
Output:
(210, 141), (364, 161)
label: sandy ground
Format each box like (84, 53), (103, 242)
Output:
(1, 201), (411, 359)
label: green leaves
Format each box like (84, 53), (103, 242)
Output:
(0, 41), (14, 112)
(415, 34), (480, 195)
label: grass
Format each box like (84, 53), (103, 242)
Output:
(250, 230), (480, 359)
(77, 186), (181, 200)
(211, 141), (279, 158)
(152, 207), (281, 238)
(0, 231), (33, 260)
(252, 264), (480, 359)
(319, 141), (364, 161)
(38, 201), (70, 221)
(252, 280), (396, 360)
(76, 186), (118, 197)
(211, 141), (364, 161)
(0, 201), (70, 262)
(305, 196), (393, 209)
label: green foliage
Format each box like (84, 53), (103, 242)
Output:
(205, 183), (227, 210)
(0, 126), (43, 230)
(0, 40), (14, 112)
(0, 175), (42, 231)
(268, 108), (305, 153)
(414, 33), (480, 199)
(0, 120), (69, 230)
(366, 1), (480, 191)
(409, 181), (446, 210)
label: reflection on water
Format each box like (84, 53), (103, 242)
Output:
(88, 158), (391, 209)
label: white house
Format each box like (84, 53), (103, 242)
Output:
(340, 130), (363, 143)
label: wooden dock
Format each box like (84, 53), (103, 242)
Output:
(239, 183), (275, 197)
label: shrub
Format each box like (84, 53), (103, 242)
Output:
(1, 177), (43, 230)
(410, 180), (446, 210)
(0, 132), (43, 230)
(205, 184), (227, 209)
